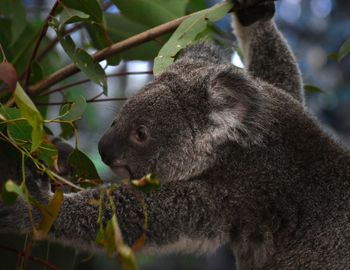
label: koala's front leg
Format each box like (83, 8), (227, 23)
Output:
(232, 0), (303, 103)
(51, 180), (228, 253)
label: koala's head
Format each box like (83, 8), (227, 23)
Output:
(98, 43), (268, 182)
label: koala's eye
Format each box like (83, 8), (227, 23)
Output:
(110, 119), (117, 127)
(131, 125), (150, 145)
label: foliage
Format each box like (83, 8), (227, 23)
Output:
(0, 0), (232, 269)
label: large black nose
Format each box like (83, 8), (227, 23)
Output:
(98, 133), (115, 166)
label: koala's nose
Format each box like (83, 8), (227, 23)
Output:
(98, 135), (115, 166)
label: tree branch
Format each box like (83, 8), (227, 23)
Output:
(23, 0), (60, 89)
(28, 14), (191, 96)
(0, 245), (59, 270)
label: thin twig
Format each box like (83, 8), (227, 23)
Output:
(36, 97), (128, 106)
(0, 245), (59, 270)
(28, 11), (199, 96)
(23, 0), (60, 89)
(89, 91), (104, 101)
(39, 71), (153, 96)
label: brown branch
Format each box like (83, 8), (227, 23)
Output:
(39, 71), (153, 96)
(23, 0), (60, 89)
(36, 97), (128, 106)
(0, 245), (59, 270)
(28, 13), (193, 96)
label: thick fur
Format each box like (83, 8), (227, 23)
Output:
(1, 1), (350, 269)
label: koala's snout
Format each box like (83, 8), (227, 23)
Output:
(98, 131), (115, 166)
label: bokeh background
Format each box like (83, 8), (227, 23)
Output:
(0, 0), (349, 269)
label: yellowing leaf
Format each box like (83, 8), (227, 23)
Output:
(132, 233), (146, 252)
(33, 189), (64, 240)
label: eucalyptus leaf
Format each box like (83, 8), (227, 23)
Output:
(104, 13), (163, 60)
(338, 37), (350, 62)
(111, 0), (188, 27)
(61, 0), (103, 22)
(59, 5), (90, 27)
(304, 84), (323, 93)
(14, 83), (44, 151)
(153, 1), (233, 75)
(0, 0), (27, 44)
(1, 100), (33, 150)
(59, 95), (87, 121)
(33, 189), (64, 240)
(51, 17), (107, 94)
(68, 149), (100, 179)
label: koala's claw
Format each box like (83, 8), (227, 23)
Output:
(233, 0), (276, 26)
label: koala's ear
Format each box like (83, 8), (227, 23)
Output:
(205, 67), (264, 144)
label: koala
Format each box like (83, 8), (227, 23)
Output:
(2, 0), (350, 269)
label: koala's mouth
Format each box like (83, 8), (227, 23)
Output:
(110, 162), (133, 180)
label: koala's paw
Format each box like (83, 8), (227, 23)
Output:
(233, 0), (276, 26)
(50, 137), (75, 178)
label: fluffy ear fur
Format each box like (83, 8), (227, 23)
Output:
(204, 66), (270, 146)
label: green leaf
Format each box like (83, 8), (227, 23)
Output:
(59, 104), (75, 140)
(186, 0), (207, 14)
(28, 62), (44, 85)
(51, 18), (107, 94)
(131, 173), (160, 193)
(153, 1), (233, 75)
(61, 0), (103, 22)
(59, 95), (87, 121)
(7, 120), (33, 150)
(104, 13), (163, 61)
(0, 99), (39, 151)
(111, 0), (188, 27)
(1, 180), (23, 205)
(0, 18), (12, 46)
(84, 21), (121, 66)
(36, 142), (58, 167)
(0, 0), (27, 44)
(328, 52), (338, 62)
(59, 5), (90, 27)
(14, 83), (44, 151)
(338, 37), (350, 62)
(304, 84), (323, 93)
(68, 149), (100, 179)
(9, 23), (41, 75)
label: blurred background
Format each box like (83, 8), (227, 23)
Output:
(0, 0), (349, 269)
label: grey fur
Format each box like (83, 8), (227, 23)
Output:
(1, 1), (350, 269)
